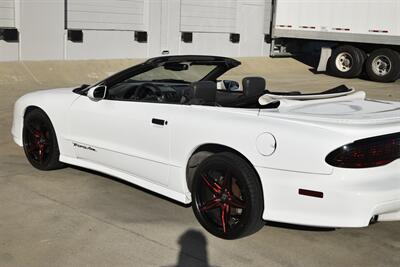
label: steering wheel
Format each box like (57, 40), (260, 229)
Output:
(132, 83), (162, 101)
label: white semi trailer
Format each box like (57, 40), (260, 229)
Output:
(269, 0), (400, 82)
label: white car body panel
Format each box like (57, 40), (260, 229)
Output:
(11, 71), (400, 229)
(69, 97), (172, 186)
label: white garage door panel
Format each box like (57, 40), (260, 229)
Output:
(69, 2), (144, 13)
(67, 0), (146, 31)
(68, 12), (142, 25)
(181, 0), (237, 33)
(0, 0), (15, 27)
(181, 18), (236, 32)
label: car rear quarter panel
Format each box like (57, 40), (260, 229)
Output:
(170, 105), (400, 191)
(171, 106), (342, 174)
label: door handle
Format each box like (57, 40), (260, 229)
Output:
(152, 118), (167, 126)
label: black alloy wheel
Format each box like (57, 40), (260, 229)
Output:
(23, 109), (65, 170)
(191, 152), (264, 239)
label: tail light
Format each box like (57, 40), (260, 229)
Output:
(326, 133), (400, 168)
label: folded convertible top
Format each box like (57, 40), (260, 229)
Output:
(259, 85), (356, 105)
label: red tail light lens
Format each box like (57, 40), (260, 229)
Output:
(326, 133), (400, 168)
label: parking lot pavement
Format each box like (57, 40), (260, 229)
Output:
(1, 58), (399, 267)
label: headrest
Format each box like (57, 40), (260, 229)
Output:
(242, 77), (266, 97)
(188, 81), (217, 105)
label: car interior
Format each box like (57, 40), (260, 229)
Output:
(105, 75), (353, 109)
(106, 76), (275, 108)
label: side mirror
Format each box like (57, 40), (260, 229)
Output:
(87, 85), (107, 101)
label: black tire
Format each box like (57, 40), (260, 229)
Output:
(23, 109), (65, 170)
(365, 48), (400, 83)
(191, 152), (264, 239)
(328, 45), (364, 78)
(358, 48), (367, 73)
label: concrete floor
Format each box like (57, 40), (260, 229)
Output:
(1, 58), (400, 267)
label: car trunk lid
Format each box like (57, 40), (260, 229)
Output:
(259, 91), (400, 126)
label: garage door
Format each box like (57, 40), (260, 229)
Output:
(180, 0), (237, 33)
(66, 0), (147, 31)
(0, 0), (15, 27)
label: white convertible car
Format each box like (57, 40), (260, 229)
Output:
(12, 55), (400, 239)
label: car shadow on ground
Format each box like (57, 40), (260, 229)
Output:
(69, 165), (191, 208)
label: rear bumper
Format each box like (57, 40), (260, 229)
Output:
(256, 160), (400, 228)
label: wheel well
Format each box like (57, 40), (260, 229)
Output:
(24, 106), (42, 118)
(186, 144), (261, 192)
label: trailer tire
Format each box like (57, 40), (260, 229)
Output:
(365, 48), (400, 83)
(328, 45), (364, 78)
(357, 48), (367, 72)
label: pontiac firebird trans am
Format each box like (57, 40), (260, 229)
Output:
(11, 55), (400, 239)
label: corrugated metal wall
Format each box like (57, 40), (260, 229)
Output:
(0, 0), (273, 61)
(67, 0), (146, 31)
(180, 0), (237, 33)
(0, 0), (14, 27)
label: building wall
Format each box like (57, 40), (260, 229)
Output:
(19, 0), (65, 61)
(0, 0), (17, 61)
(0, 0), (272, 62)
(0, 0), (15, 27)
(67, 0), (147, 31)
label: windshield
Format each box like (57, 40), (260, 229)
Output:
(126, 63), (219, 83)
(73, 56), (240, 95)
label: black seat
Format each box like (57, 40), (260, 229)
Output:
(222, 77), (267, 107)
(182, 81), (217, 106)
(242, 77), (267, 97)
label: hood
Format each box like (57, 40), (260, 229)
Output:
(14, 87), (79, 116)
(24, 87), (77, 97)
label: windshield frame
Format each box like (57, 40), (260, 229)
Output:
(73, 55), (241, 95)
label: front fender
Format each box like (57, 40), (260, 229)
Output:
(11, 88), (80, 157)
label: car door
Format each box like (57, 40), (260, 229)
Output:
(68, 96), (174, 186)
(66, 55), (241, 186)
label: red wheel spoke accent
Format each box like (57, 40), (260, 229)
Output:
(200, 197), (221, 212)
(214, 182), (222, 191)
(221, 204), (230, 233)
(34, 131), (42, 138)
(27, 124), (41, 138)
(201, 175), (221, 194)
(228, 196), (246, 209)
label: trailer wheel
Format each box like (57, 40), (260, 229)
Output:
(365, 48), (400, 83)
(358, 49), (367, 72)
(329, 45), (364, 78)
